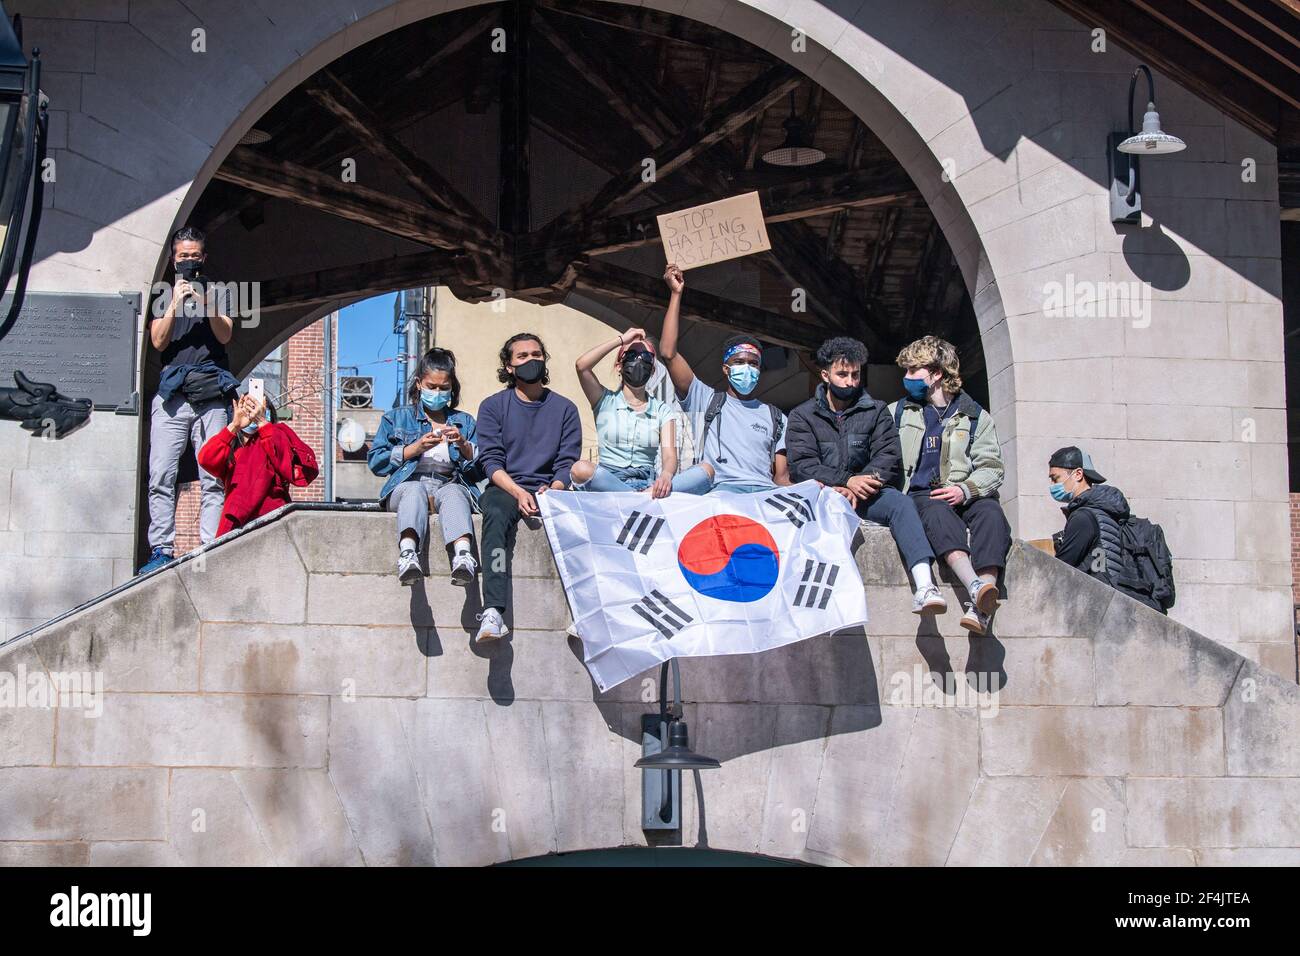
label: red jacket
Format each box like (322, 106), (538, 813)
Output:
(197, 422), (318, 537)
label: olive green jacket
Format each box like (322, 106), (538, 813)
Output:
(886, 390), (1005, 500)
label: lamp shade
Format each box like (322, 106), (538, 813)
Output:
(1117, 104), (1186, 155)
(633, 721), (720, 771)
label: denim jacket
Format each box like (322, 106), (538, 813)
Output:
(369, 404), (484, 507)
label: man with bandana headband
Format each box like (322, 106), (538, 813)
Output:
(658, 263), (791, 494)
(570, 327), (714, 496)
(474, 332), (582, 641)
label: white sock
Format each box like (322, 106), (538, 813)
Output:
(910, 561), (934, 592)
(399, 537), (417, 554)
(453, 539), (471, 558)
(946, 552), (979, 591)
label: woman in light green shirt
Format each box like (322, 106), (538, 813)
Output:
(569, 328), (713, 496)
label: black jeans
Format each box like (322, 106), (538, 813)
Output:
(480, 485), (526, 612)
(910, 491), (1011, 571)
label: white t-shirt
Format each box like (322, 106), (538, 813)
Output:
(415, 439), (454, 476)
(680, 375), (786, 488)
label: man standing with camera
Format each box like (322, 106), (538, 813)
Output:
(138, 225), (239, 574)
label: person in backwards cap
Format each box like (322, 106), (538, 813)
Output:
(1047, 446), (1160, 612)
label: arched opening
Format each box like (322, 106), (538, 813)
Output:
(137, 0), (1005, 560)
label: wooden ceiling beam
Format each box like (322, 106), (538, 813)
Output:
(536, 0), (770, 59)
(214, 147), (503, 259)
(574, 260), (825, 352)
(306, 70), (494, 230)
(257, 251), (467, 313)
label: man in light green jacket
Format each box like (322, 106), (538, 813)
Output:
(888, 336), (1012, 635)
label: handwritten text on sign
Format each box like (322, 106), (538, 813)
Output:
(656, 191), (771, 270)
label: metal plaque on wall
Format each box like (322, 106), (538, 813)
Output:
(0, 291), (140, 411)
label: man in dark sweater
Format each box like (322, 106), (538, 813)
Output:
(474, 332), (582, 641)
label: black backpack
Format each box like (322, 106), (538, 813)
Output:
(700, 388), (784, 458)
(1114, 516), (1177, 612)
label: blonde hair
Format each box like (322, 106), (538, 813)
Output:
(895, 335), (963, 394)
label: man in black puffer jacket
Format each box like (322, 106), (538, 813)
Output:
(787, 337), (946, 617)
(1048, 446), (1162, 612)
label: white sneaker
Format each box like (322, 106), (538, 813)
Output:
(970, 579), (999, 615)
(475, 607), (509, 642)
(960, 602), (991, 636)
(911, 584), (947, 616)
(398, 549), (422, 586)
(450, 552), (477, 586)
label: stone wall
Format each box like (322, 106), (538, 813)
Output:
(1, 509), (1297, 866)
(2, 0), (1291, 680)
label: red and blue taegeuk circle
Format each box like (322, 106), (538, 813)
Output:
(676, 515), (780, 603)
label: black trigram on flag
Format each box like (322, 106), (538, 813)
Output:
(616, 510), (665, 555)
(794, 559), (840, 610)
(631, 589), (693, 638)
(766, 491), (815, 528)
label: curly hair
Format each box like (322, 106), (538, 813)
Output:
(815, 336), (869, 370)
(407, 347), (460, 409)
(895, 335), (963, 394)
(497, 332), (549, 386)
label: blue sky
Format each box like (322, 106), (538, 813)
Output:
(337, 292), (400, 410)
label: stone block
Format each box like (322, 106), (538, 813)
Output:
(88, 842), (179, 866)
(1127, 778), (1300, 848)
(400, 698), (511, 866)
(991, 541), (1117, 639)
(853, 524), (912, 586)
(9, 467), (136, 534)
(168, 768), (274, 866)
(948, 777), (1067, 866)
(1092, 595), (1244, 706)
(483, 700), (560, 861)
(757, 705), (831, 860)
(200, 622), (425, 696)
(1224, 662), (1300, 776)
(327, 697), (435, 866)
(0, 555), (115, 622)
(1029, 777), (1126, 865)
(0, 842), (89, 865)
(0, 768), (165, 840)
(0, 643), (56, 765)
(981, 706), (1224, 777)
(233, 769), (364, 866)
(31, 569), (200, 692)
(56, 693), (328, 767)
(541, 700), (625, 854)
(179, 523), (307, 624)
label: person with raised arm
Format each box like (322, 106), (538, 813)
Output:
(569, 327), (712, 496)
(657, 263), (790, 495)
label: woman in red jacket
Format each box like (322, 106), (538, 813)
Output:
(197, 391), (318, 537)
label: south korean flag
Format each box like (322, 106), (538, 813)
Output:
(538, 480), (869, 692)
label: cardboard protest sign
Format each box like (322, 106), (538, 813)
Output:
(656, 191), (771, 270)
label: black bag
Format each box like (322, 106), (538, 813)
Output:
(1115, 515), (1176, 612)
(180, 368), (226, 404)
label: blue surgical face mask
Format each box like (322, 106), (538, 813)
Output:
(1049, 482), (1074, 503)
(727, 363), (760, 395)
(421, 387), (451, 411)
(903, 376), (929, 402)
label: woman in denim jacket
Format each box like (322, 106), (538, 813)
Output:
(369, 348), (483, 586)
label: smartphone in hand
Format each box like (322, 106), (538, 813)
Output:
(248, 378), (264, 405)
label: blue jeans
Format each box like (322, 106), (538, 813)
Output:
(860, 486), (935, 570)
(575, 463), (713, 495)
(712, 481), (777, 495)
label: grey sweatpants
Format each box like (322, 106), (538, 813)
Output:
(147, 392), (231, 551)
(386, 475), (474, 557)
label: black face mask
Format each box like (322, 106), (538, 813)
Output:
(621, 356), (654, 388)
(512, 358), (546, 384)
(828, 381), (863, 403)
